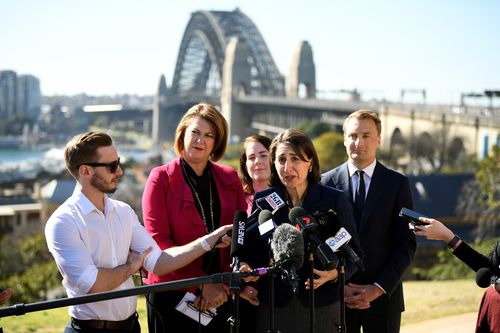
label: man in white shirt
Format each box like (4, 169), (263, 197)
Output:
(45, 131), (231, 333)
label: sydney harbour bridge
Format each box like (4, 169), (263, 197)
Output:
(152, 8), (500, 162)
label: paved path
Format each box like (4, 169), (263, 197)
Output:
(401, 312), (477, 333)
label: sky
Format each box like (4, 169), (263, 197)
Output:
(1, 0), (499, 105)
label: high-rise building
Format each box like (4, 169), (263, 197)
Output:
(0, 70), (42, 120)
(0, 70), (18, 117)
(17, 74), (42, 118)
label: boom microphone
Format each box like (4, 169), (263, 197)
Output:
(271, 223), (304, 293)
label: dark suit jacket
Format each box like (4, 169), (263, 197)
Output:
(243, 183), (363, 308)
(321, 161), (416, 315)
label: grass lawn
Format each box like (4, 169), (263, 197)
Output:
(0, 280), (485, 332)
(401, 279), (484, 325)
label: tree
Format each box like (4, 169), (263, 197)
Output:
(299, 120), (332, 139)
(313, 131), (347, 173)
(476, 144), (500, 210)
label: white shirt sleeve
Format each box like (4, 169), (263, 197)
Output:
(129, 212), (163, 273)
(45, 212), (99, 294)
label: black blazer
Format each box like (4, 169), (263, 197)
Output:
(321, 161), (416, 315)
(242, 183), (363, 308)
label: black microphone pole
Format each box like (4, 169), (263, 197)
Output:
(308, 245), (315, 333)
(229, 210), (247, 333)
(0, 272), (240, 318)
(337, 256), (346, 333)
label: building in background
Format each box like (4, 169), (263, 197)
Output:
(17, 74), (41, 119)
(0, 70), (41, 120)
(0, 70), (18, 118)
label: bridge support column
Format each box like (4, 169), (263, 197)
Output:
(152, 74), (171, 146)
(221, 37), (252, 143)
(288, 41), (316, 98)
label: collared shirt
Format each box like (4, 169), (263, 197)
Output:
(45, 188), (163, 321)
(347, 160), (377, 202)
(346, 159), (386, 294)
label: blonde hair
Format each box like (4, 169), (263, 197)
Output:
(343, 109), (382, 136)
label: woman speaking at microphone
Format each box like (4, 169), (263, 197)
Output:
(142, 103), (248, 333)
(241, 129), (362, 333)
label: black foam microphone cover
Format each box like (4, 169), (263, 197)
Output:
(288, 206), (307, 225)
(230, 210), (247, 258)
(476, 267), (493, 288)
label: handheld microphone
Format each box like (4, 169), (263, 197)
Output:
(288, 207), (338, 270)
(325, 227), (364, 271)
(230, 210), (247, 272)
(257, 209), (276, 237)
(271, 223), (304, 294)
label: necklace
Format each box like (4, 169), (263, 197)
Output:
(181, 161), (214, 233)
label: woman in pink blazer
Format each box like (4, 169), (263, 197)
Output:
(142, 103), (247, 333)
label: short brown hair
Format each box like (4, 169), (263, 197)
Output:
(174, 103), (228, 162)
(269, 129), (321, 187)
(343, 109), (382, 136)
(239, 135), (272, 194)
(64, 131), (113, 179)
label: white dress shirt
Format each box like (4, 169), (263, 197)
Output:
(45, 189), (163, 320)
(346, 159), (386, 294)
(347, 160), (376, 202)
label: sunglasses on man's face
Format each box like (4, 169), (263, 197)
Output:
(77, 158), (121, 173)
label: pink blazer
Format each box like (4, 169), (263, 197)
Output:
(142, 158), (247, 291)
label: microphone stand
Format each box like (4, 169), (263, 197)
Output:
(337, 256), (346, 333)
(0, 270), (276, 319)
(308, 249), (315, 333)
(229, 258), (241, 333)
(267, 257), (280, 333)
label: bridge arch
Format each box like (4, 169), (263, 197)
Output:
(414, 132), (436, 168)
(389, 127), (407, 157)
(171, 9), (285, 98)
(447, 136), (466, 167)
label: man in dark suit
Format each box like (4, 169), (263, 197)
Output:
(321, 109), (416, 333)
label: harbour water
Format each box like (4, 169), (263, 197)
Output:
(0, 147), (151, 166)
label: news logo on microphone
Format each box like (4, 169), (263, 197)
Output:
(264, 192), (285, 212)
(325, 227), (352, 252)
(236, 219), (245, 246)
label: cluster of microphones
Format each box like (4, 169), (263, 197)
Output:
(475, 241), (500, 289)
(227, 192), (363, 294)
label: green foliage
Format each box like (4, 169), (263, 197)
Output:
(0, 114), (33, 135)
(220, 142), (244, 172)
(0, 233), (61, 304)
(412, 237), (500, 280)
(313, 131), (347, 173)
(476, 143), (500, 209)
(223, 142), (243, 161)
(298, 120), (332, 139)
